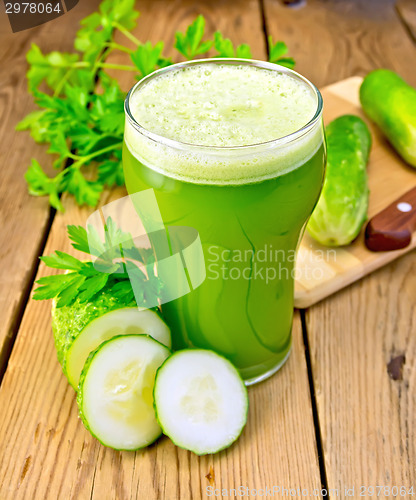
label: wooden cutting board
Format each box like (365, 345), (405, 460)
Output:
(294, 76), (416, 308)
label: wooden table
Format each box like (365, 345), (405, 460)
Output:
(0, 1), (415, 498)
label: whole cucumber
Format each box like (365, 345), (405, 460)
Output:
(360, 69), (416, 167)
(307, 114), (371, 246)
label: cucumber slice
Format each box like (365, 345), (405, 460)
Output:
(52, 290), (137, 367)
(154, 349), (248, 455)
(77, 334), (170, 451)
(65, 308), (171, 389)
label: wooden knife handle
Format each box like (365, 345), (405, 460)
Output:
(365, 186), (416, 252)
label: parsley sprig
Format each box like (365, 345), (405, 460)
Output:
(34, 218), (160, 308)
(18, 1), (295, 210)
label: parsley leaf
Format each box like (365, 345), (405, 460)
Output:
(26, 44), (82, 93)
(18, 1), (295, 211)
(77, 272), (109, 302)
(24, 159), (64, 211)
(98, 158), (124, 187)
(15, 110), (50, 142)
(67, 224), (91, 254)
(55, 275), (87, 307)
(75, 0), (138, 64)
(100, 0), (139, 31)
(213, 32), (253, 59)
(34, 219), (161, 308)
(175, 15), (213, 59)
(34, 273), (80, 300)
(268, 37), (295, 68)
(64, 168), (103, 207)
(41, 250), (83, 270)
(131, 41), (167, 78)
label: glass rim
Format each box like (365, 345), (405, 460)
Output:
(124, 58), (323, 153)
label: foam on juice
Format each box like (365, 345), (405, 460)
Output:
(125, 62), (321, 184)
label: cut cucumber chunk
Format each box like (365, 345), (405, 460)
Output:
(154, 349), (248, 455)
(64, 307), (171, 389)
(52, 290), (137, 367)
(77, 334), (170, 451)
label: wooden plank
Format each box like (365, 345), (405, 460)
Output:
(0, 1), (103, 379)
(263, 0), (416, 490)
(294, 77), (416, 308)
(0, 1), (322, 498)
(396, 0), (416, 43)
(305, 251), (416, 492)
(0, 260), (320, 499)
(263, 0), (416, 88)
(135, 0), (267, 60)
(106, 0), (267, 91)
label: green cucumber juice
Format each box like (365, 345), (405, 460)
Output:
(123, 60), (325, 384)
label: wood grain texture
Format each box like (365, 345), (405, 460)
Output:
(106, 0), (267, 92)
(0, 2), (322, 498)
(266, 0), (416, 490)
(396, 0), (416, 43)
(0, 265), (320, 500)
(135, 0), (267, 60)
(305, 250), (416, 492)
(0, 1), (103, 379)
(294, 77), (416, 308)
(262, 0), (416, 88)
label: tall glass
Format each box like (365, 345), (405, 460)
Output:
(123, 59), (325, 385)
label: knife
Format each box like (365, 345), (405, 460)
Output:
(365, 186), (416, 252)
